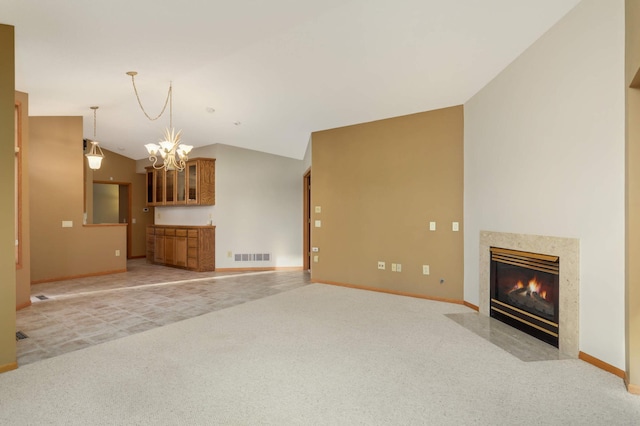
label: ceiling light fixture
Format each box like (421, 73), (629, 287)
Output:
(85, 106), (105, 170)
(127, 71), (193, 171)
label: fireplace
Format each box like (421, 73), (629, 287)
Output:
(490, 247), (559, 347)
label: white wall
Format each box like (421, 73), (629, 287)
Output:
(154, 143), (305, 269)
(464, 0), (625, 368)
(302, 135), (312, 172)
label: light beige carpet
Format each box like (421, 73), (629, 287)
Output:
(0, 284), (638, 425)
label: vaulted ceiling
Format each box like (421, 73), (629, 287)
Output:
(2, 0), (581, 160)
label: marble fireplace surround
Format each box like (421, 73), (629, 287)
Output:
(479, 231), (580, 357)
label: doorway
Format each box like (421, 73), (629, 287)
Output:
(93, 181), (132, 258)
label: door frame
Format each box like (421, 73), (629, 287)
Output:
(303, 168), (311, 270)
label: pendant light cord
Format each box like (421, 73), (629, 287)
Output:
(90, 106), (99, 139)
(128, 72), (173, 128)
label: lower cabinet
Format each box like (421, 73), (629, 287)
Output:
(146, 225), (215, 272)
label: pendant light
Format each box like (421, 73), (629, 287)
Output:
(85, 106), (105, 170)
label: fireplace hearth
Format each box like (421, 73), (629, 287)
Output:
(479, 231), (579, 357)
(490, 247), (559, 347)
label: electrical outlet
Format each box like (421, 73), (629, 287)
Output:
(423, 265), (430, 275)
(227, 251), (232, 258)
(377, 261), (386, 270)
(397, 264), (402, 272)
(115, 250), (120, 257)
(391, 263), (397, 272)
(429, 222), (436, 231)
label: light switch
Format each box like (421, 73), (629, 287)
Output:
(315, 220), (322, 228)
(315, 206), (322, 213)
(452, 222), (459, 232)
(429, 222), (436, 231)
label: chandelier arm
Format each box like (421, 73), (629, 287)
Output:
(150, 155), (163, 170)
(129, 73), (172, 122)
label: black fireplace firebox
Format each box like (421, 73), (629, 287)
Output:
(490, 247), (559, 347)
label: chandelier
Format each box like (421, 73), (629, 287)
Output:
(127, 71), (193, 171)
(85, 106), (105, 170)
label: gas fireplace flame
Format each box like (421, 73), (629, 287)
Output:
(512, 276), (548, 300)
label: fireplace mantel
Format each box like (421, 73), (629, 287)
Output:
(479, 231), (579, 357)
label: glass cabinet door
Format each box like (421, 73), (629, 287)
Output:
(166, 170), (175, 203)
(155, 169), (164, 204)
(187, 163), (197, 202)
(146, 170), (154, 205)
(176, 168), (186, 203)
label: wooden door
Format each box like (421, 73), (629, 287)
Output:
(154, 235), (165, 263)
(175, 230), (188, 266)
(303, 169), (311, 270)
(164, 236), (176, 265)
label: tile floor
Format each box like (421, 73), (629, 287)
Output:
(446, 312), (564, 362)
(16, 259), (311, 365)
(16, 260), (560, 367)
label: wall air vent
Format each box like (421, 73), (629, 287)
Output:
(234, 253), (271, 262)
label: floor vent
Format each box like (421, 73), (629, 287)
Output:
(35, 295), (49, 300)
(16, 331), (29, 341)
(234, 253), (271, 262)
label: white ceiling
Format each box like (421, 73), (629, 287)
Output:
(2, 0), (581, 160)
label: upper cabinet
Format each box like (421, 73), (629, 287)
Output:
(146, 158), (215, 207)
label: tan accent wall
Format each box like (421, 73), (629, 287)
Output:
(29, 117), (127, 283)
(0, 24), (16, 371)
(15, 91), (30, 309)
(625, 0), (640, 393)
(311, 106), (463, 300)
(89, 148), (152, 257)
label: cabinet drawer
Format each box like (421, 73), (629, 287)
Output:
(188, 230), (198, 238)
(165, 228), (176, 236)
(154, 228), (165, 236)
(176, 229), (187, 237)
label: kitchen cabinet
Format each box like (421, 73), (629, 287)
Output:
(146, 225), (215, 271)
(146, 158), (215, 206)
